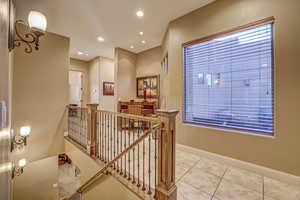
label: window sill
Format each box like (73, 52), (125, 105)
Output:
(181, 121), (275, 139)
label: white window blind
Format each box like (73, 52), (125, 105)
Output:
(184, 22), (274, 134)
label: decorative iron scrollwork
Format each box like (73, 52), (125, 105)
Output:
(13, 20), (45, 54)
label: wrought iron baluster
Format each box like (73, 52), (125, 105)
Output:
(154, 128), (158, 199)
(108, 114), (113, 164)
(124, 118), (127, 178)
(105, 113), (108, 163)
(132, 119), (136, 184)
(113, 114), (116, 169)
(98, 112), (100, 159)
(128, 119), (131, 181)
(101, 112), (104, 161)
(137, 120), (141, 188)
(120, 117), (123, 175)
(142, 123), (146, 191)
(148, 128), (152, 195)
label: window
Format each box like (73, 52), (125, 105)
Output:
(183, 18), (274, 135)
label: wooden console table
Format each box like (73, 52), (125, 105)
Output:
(118, 101), (156, 116)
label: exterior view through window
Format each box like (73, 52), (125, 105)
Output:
(183, 18), (274, 135)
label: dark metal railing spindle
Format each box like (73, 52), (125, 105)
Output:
(128, 119), (131, 181)
(148, 132), (152, 195)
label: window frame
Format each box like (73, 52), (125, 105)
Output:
(182, 17), (275, 136)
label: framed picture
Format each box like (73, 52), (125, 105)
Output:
(136, 75), (159, 99)
(103, 82), (114, 96)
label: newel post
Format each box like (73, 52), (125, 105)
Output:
(156, 110), (179, 200)
(87, 104), (98, 157)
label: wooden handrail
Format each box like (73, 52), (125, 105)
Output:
(75, 123), (162, 194)
(66, 105), (89, 110)
(66, 105), (159, 123)
(96, 109), (160, 123)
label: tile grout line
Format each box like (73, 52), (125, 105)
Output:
(210, 167), (228, 200)
(176, 157), (217, 198)
(175, 157), (202, 184)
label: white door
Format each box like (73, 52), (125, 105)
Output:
(69, 71), (83, 106)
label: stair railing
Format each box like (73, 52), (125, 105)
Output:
(66, 104), (179, 200)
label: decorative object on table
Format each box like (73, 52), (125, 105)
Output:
(58, 153), (72, 165)
(136, 75), (159, 99)
(8, 0), (47, 54)
(103, 82), (114, 96)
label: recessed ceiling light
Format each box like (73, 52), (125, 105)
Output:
(78, 51), (83, 55)
(85, 54), (89, 56)
(139, 31), (144, 35)
(136, 11), (144, 17)
(141, 40), (146, 44)
(97, 37), (104, 42)
(130, 45), (134, 49)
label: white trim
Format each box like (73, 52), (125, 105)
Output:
(177, 143), (300, 186)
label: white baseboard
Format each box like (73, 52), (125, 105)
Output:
(177, 144), (300, 186)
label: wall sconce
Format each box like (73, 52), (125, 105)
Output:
(8, 1), (47, 54)
(12, 159), (27, 178)
(11, 126), (31, 152)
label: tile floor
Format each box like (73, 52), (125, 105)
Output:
(175, 147), (300, 200)
(67, 131), (300, 200)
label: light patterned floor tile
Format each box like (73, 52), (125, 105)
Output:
(264, 177), (300, 200)
(176, 149), (201, 166)
(223, 167), (263, 193)
(264, 196), (276, 200)
(181, 166), (221, 195)
(177, 181), (212, 200)
(196, 157), (228, 177)
(176, 161), (194, 182)
(214, 179), (262, 200)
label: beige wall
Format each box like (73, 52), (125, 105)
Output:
(12, 27), (70, 162)
(162, 0), (300, 176)
(65, 139), (140, 200)
(99, 57), (116, 112)
(115, 48), (137, 101)
(136, 46), (162, 77)
(87, 57), (116, 111)
(13, 156), (58, 200)
(70, 58), (89, 106)
(115, 47), (163, 104)
(88, 58), (100, 104)
(136, 46), (162, 105)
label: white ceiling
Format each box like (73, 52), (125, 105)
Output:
(15, 0), (215, 61)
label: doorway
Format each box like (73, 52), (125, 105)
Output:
(69, 71), (83, 106)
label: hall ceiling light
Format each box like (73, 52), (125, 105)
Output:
(141, 40), (146, 44)
(136, 11), (144, 17)
(139, 31), (144, 35)
(78, 51), (83, 55)
(97, 37), (104, 42)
